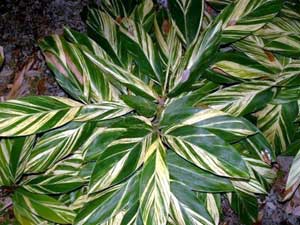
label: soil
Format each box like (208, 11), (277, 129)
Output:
(0, 1), (300, 225)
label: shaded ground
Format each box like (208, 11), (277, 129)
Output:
(1, 1), (300, 225)
(0, 0), (88, 99)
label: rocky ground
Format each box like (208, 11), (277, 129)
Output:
(0, 1), (300, 224)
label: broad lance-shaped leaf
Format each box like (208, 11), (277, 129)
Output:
(14, 204), (50, 225)
(167, 151), (234, 192)
(168, 19), (222, 96)
(83, 50), (159, 100)
(231, 191), (258, 225)
(25, 122), (94, 173)
(131, 0), (154, 29)
(285, 149), (300, 200)
(255, 16), (300, 57)
(140, 138), (170, 225)
(0, 136), (35, 186)
(217, 0), (282, 43)
(89, 117), (153, 193)
(169, 181), (214, 225)
(0, 96), (81, 137)
(86, 9), (123, 65)
(197, 193), (222, 225)
(210, 52), (274, 79)
(22, 174), (85, 195)
(0, 97), (131, 137)
(168, 0), (204, 46)
(198, 81), (276, 116)
(75, 174), (139, 225)
(13, 188), (76, 224)
(233, 36), (283, 73)
(256, 103), (298, 154)
(74, 101), (131, 122)
(40, 35), (117, 103)
(165, 125), (249, 178)
(120, 18), (164, 83)
(161, 104), (257, 143)
(154, 17), (183, 94)
(121, 95), (157, 117)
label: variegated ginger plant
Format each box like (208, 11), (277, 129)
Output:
(1, 0), (300, 225)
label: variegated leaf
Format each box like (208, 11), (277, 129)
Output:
(74, 101), (131, 122)
(23, 174), (85, 195)
(13, 188), (76, 224)
(89, 117), (153, 193)
(210, 52), (274, 79)
(167, 151), (234, 192)
(14, 204), (49, 225)
(83, 50), (159, 100)
(25, 122), (93, 173)
(154, 17), (183, 94)
(140, 138), (170, 225)
(40, 35), (118, 103)
(75, 174), (139, 225)
(168, 0), (204, 46)
(161, 105), (257, 143)
(0, 136), (35, 186)
(165, 125), (249, 178)
(168, 19), (222, 96)
(285, 149), (300, 200)
(0, 96), (83, 137)
(255, 16), (300, 57)
(197, 193), (222, 225)
(231, 191), (258, 225)
(169, 181), (214, 225)
(198, 82), (276, 116)
(120, 18), (164, 83)
(256, 103), (298, 153)
(86, 9), (123, 65)
(218, 0), (282, 43)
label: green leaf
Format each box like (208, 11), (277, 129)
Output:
(75, 174), (139, 225)
(168, 19), (222, 96)
(198, 193), (222, 225)
(285, 149), (300, 200)
(161, 105), (257, 143)
(0, 136), (35, 186)
(210, 52), (274, 79)
(26, 122), (94, 173)
(83, 49), (159, 100)
(218, 0), (282, 43)
(86, 9), (123, 65)
(89, 117), (153, 193)
(168, 0), (204, 46)
(121, 95), (157, 117)
(23, 174), (85, 195)
(13, 188), (76, 224)
(40, 35), (116, 103)
(154, 17), (183, 94)
(0, 96), (82, 137)
(255, 16), (300, 57)
(140, 138), (170, 225)
(165, 125), (249, 178)
(14, 204), (49, 225)
(120, 18), (164, 83)
(169, 181), (214, 225)
(74, 101), (131, 122)
(167, 151), (234, 192)
(256, 103), (298, 153)
(231, 191), (258, 225)
(198, 81), (276, 116)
